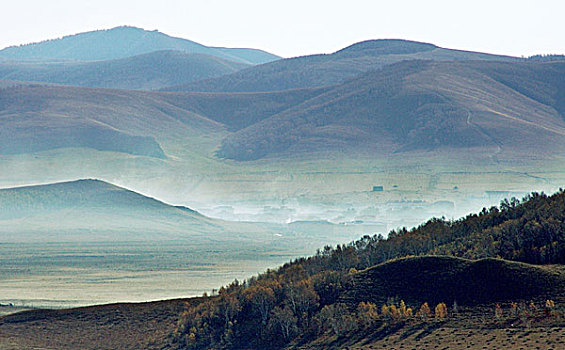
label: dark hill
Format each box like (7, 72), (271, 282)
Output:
(0, 26), (280, 65)
(217, 60), (565, 160)
(0, 50), (250, 90)
(170, 39), (518, 92)
(334, 39), (437, 56)
(343, 256), (565, 306)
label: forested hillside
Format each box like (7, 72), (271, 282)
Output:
(172, 190), (565, 349)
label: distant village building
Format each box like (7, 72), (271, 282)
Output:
(372, 186), (384, 192)
(339, 221), (387, 236)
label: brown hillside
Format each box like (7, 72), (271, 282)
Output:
(218, 60), (565, 160)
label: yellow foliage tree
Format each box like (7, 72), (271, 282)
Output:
(434, 302), (448, 320)
(416, 302), (432, 320)
(357, 302), (379, 327)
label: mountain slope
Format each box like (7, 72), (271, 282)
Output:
(170, 39), (518, 92)
(0, 26), (280, 65)
(0, 50), (250, 90)
(217, 60), (565, 160)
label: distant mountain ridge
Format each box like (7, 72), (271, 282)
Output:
(0, 26), (280, 65)
(169, 39), (520, 93)
(0, 50), (250, 90)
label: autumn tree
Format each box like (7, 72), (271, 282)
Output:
(357, 301), (379, 328)
(435, 302), (448, 320)
(318, 303), (355, 337)
(244, 285), (276, 326)
(217, 293), (241, 328)
(416, 302), (432, 320)
(494, 303), (503, 319)
(268, 306), (298, 341)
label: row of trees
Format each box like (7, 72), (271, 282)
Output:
(173, 190), (565, 349)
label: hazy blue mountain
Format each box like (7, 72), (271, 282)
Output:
(0, 179), (358, 251)
(0, 179), (198, 219)
(0, 179), (272, 242)
(169, 39), (520, 92)
(0, 50), (250, 90)
(0, 26), (280, 65)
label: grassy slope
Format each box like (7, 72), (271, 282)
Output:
(0, 51), (251, 90)
(297, 259), (565, 350)
(0, 84), (225, 158)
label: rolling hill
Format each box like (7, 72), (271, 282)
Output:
(0, 179), (237, 242)
(169, 39), (519, 93)
(0, 179), (366, 313)
(217, 60), (565, 160)
(0, 50), (251, 90)
(0, 26), (280, 65)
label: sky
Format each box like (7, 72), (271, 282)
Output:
(1, 0), (564, 58)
